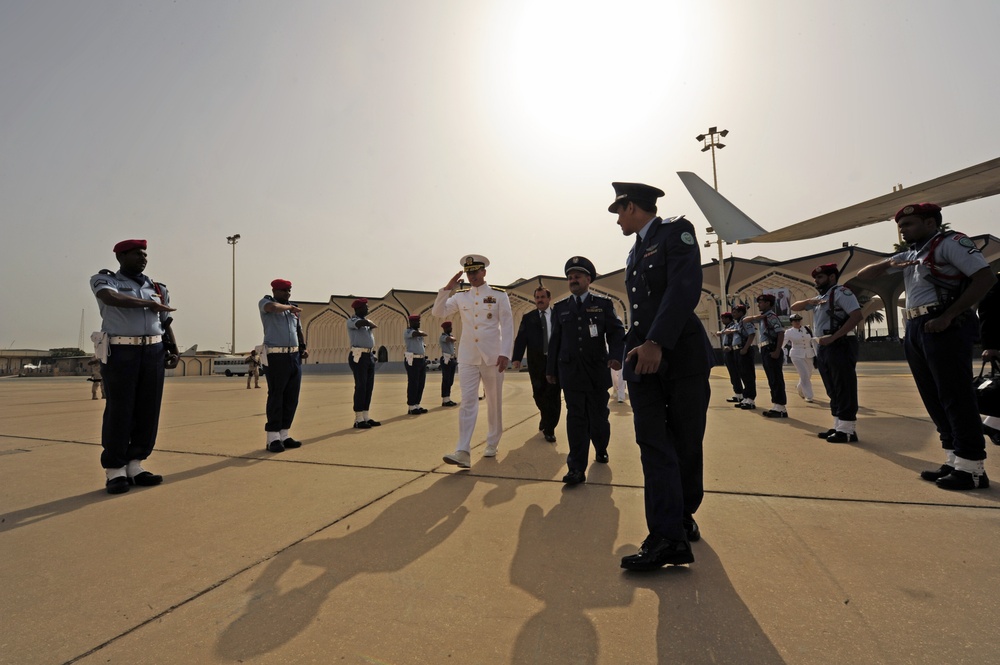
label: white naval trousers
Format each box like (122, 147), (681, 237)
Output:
(455, 362), (504, 452)
(790, 356), (815, 400)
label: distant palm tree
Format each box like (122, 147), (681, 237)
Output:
(865, 310), (885, 338)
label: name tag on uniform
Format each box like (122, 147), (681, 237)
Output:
(589, 323), (598, 338)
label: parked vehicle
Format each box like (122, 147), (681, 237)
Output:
(425, 358), (441, 371)
(212, 356), (261, 377)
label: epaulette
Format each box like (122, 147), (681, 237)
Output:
(456, 287), (471, 293)
(99, 269), (116, 276)
(491, 286), (507, 293)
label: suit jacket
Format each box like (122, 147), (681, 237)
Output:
(546, 293), (625, 391)
(624, 215), (714, 381)
(512, 308), (552, 370)
(432, 283), (513, 365)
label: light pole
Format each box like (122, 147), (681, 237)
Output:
(226, 234), (241, 354)
(696, 126), (729, 321)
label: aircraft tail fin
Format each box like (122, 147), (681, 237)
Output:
(677, 172), (769, 243)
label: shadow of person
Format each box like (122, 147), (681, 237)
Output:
(509, 469), (632, 664)
(476, 435), (567, 508)
(0, 454), (264, 534)
(215, 473), (474, 661)
(624, 541), (786, 664)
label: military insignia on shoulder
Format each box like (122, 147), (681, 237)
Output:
(842, 287), (853, 295)
(680, 232), (696, 246)
(491, 286), (507, 293)
(484, 296), (497, 304)
(99, 268), (115, 276)
(456, 286), (471, 293)
(957, 235), (979, 251)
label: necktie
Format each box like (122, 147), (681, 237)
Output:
(540, 310), (548, 354)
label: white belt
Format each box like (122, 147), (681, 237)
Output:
(903, 303), (942, 321)
(109, 335), (162, 345)
(350, 346), (374, 353)
(410, 354), (425, 359)
(268, 346), (299, 354)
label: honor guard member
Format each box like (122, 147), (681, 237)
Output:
(347, 298), (381, 429)
(744, 294), (787, 417)
(404, 314), (429, 414)
(792, 263), (863, 441)
(439, 321), (458, 407)
(610, 182), (713, 571)
(259, 279), (307, 452)
(783, 314), (817, 403)
(90, 239), (179, 494)
(545, 256), (625, 485)
(859, 203), (997, 489)
(732, 304), (758, 409)
(432, 254), (513, 468)
(512, 286), (562, 442)
(713, 312), (744, 403)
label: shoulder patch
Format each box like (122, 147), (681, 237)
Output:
(680, 231), (696, 245)
(841, 287), (853, 296)
(958, 236), (977, 250)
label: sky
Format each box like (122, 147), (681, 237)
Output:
(2, 0), (998, 353)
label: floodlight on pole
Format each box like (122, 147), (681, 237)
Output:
(226, 234), (241, 354)
(696, 126), (730, 335)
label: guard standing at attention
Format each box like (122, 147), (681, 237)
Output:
(609, 182), (713, 571)
(259, 279), (307, 452)
(512, 286), (562, 442)
(744, 294), (788, 418)
(433, 254), (513, 468)
(439, 321), (458, 407)
(858, 203), (996, 490)
(792, 263), (863, 441)
(546, 256), (624, 485)
(732, 304), (758, 409)
(713, 312), (743, 404)
(90, 239), (180, 494)
(404, 314), (429, 414)
(347, 298), (381, 429)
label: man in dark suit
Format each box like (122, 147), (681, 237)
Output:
(610, 182), (713, 571)
(512, 286), (561, 442)
(546, 257), (625, 486)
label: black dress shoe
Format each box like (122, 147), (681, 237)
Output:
(281, 438), (302, 449)
(442, 400), (458, 407)
(936, 469), (990, 490)
(985, 424), (1000, 445)
(367, 420), (381, 427)
(595, 451), (609, 464)
(920, 464), (954, 482)
(128, 471), (163, 486)
(266, 440), (285, 453)
(562, 470), (586, 485)
(408, 408), (422, 415)
(761, 409), (788, 418)
(726, 396), (743, 403)
(737, 402), (756, 410)
(620, 535), (694, 571)
(106, 476), (130, 495)
(817, 429), (837, 439)
(826, 431), (858, 443)
(354, 420), (371, 429)
(543, 431), (556, 443)
(683, 515), (700, 542)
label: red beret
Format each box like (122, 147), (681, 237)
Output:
(351, 298), (368, 309)
(408, 314), (421, 321)
(113, 239), (147, 254)
(895, 203), (942, 222)
(721, 312), (734, 319)
(732, 304), (747, 312)
(811, 263), (839, 278)
(270, 279), (292, 290)
(441, 321), (452, 328)
(756, 294), (776, 304)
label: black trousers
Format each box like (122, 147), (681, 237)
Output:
(406, 357), (427, 406)
(348, 351), (375, 411)
(905, 314), (986, 460)
(723, 349), (744, 395)
(440, 358), (457, 398)
(264, 352), (301, 431)
(815, 337), (859, 421)
(736, 347), (757, 400)
(528, 357), (561, 434)
(628, 371), (710, 542)
(562, 388), (609, 473)
(760, 345), (787, 405)
(100, 343), (165, 469)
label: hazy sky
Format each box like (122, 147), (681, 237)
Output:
(2, 0), (998, 352)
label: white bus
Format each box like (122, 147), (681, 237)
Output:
(212, 356), (256, 377)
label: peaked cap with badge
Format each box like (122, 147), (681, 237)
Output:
(608, 182), (665, 212)
(461, 254), (490, 273)
(564, 256), (597, 279)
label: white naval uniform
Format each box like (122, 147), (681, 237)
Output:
(784, 325), (817, 400)
(432, 283), (514, 452)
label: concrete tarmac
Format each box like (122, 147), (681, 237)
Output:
(2, 363), (999, 664)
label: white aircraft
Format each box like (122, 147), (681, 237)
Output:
(678, 156), (1000, 244)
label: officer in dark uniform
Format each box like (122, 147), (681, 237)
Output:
(347, 298), (381, 429)
(545, 257), (625, 485)
(259, 279), (307, 452)
(404, 314), (429, 414)
(439, 321), (458, 407)
(744, 294), (788, 417)
(859, 203), (996, 489)
(90, 239), (180, 494)
(609, 182), (713, 571)
(513, 286), (562, 442)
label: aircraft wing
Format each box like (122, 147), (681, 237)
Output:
(678, 156), (1000, 244)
